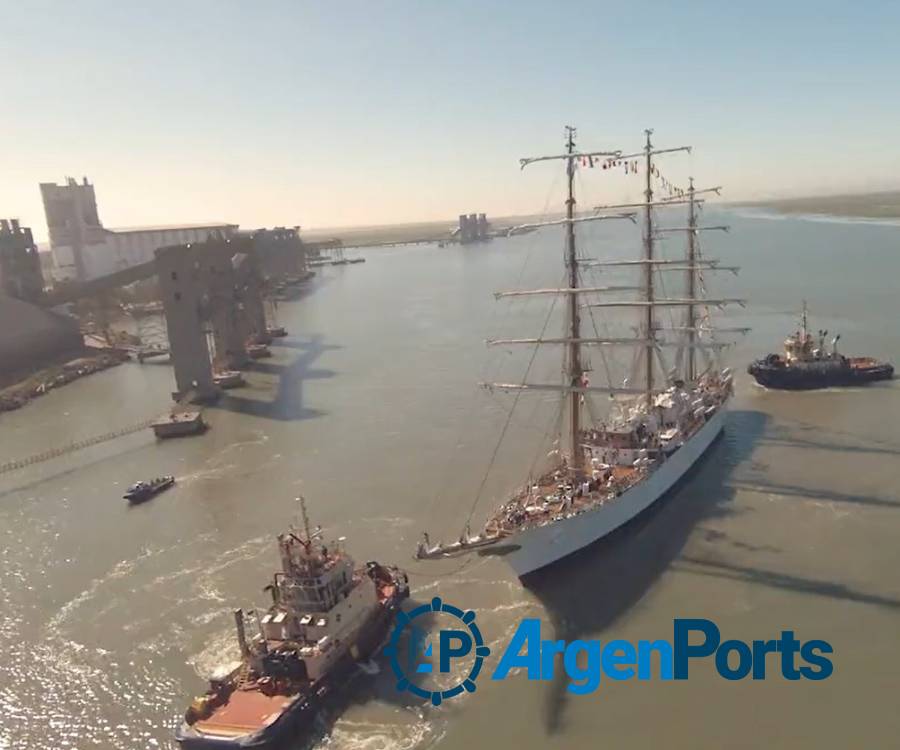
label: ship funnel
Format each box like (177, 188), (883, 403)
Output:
(234, 608), (250, 657)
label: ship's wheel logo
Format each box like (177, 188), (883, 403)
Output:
(385, 597), (490, 705)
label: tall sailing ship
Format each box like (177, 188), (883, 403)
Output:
(416, 127), (746, 577)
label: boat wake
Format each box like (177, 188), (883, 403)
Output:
(322, 710), (445, 750)
(356, 660), (380, 676)
(729, 207), (900, 228)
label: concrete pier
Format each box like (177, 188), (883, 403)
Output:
(154, 241), (219, 401)
(22, 223), (305, 403)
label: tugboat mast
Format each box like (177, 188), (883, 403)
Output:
(297, 495), (312, 543)
(564, 125), (583, 472)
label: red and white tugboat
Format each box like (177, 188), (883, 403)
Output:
(176, 499), (409, 749)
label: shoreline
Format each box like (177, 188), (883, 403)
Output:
(302, 212), (557, 249)
(304, 193), (900, 248)
(733, 190), (900, 221)
(0, 348), (130, 414)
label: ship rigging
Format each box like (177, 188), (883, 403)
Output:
(416, 127), (747, 577)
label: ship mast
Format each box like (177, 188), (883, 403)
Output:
(564, 126), (583, 472)
(686, 177), (697, 382)
(642, 130), (655, 407)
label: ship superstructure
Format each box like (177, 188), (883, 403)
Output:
(177, 499), (409, 749)
(416, 127), (746, 577)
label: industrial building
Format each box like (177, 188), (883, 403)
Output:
(40, 177), (237, 282)
(246, 226), (309, 279)
(0, 219), (45, 302)
(0, 218), (80, 374)
(458, 212), (489, 244)
(2, 181), (308, 405)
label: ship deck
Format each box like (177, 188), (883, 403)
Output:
(483, 411), (714, 537)
(485, 464), (642, 535)
(193, 689), (297, 738)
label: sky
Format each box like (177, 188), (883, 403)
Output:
(3, 0), (900, 240)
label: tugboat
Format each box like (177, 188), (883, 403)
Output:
(123, 475), (175, 503)
(175, 498), (410, 749)
(748, 303), (894, 389)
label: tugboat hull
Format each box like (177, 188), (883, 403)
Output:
(748, 357), (894, 390)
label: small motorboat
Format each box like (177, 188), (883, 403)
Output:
(124, 475), (175, 503)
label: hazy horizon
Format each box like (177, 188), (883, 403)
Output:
(4, 1), (900, 242)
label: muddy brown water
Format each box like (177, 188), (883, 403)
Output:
(1, 209), (899, 749)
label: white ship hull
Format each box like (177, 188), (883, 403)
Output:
(501, 405), (727, 577)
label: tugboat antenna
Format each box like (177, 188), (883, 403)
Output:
(296, 496), (312, 543)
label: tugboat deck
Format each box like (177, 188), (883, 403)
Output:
(193, 690), (296, 737)
(848, 357), (881, 368)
